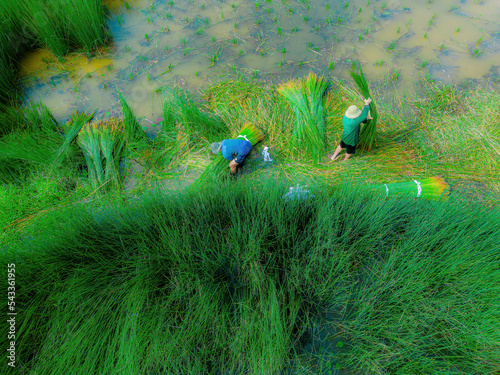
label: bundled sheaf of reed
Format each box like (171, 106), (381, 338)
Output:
(350, 62), (378, 151)
(367, 176), (449, 201)
(277, 73), (328, 163)
(236, 122), (265, 145)
(77, 119), (126, 190)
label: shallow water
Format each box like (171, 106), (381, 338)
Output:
(17, 0), (500, 131)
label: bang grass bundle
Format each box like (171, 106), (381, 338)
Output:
(54, 111), (94, 164)
(350, 62), (378, 151)
(367, 176), (450, 201)
(277, 72), (328, 163)
(77, 119), (126, 190)
(118, 92), (149, 151)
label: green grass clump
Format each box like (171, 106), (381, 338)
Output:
(350, 62), (378, 151)
(277, 73), (328, 163)
(1, 175), (499, 374)
(0, 0), (109, 105)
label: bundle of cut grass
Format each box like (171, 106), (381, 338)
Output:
(190, 122), (265, 189)
(366, 176), (449, 201)
(77, 119), (126, 190)
(277, 72), (328, 163)
(350, 62), (378, 151)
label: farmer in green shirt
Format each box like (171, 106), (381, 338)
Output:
(331, 97), (373, 162)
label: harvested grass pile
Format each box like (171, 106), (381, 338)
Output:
(3, 175), (499, 374)
(350, 62), (378, 151)
(277, 72), (328, 163)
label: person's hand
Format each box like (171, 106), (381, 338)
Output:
(364, 98), (372, 106)
(367, 110), (373, 120)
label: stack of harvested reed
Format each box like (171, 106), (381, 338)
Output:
(350, 62), (378, 151)
(76, 118), (125, 190)
(366, 176), (449, 201)
(277, 72), (328, 163)
(190, 122), (265, 189)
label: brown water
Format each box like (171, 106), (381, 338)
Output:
(18, 0), (500, 133)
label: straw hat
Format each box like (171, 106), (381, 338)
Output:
(345, 105), (362, 119)
(210, 142), (222, 154)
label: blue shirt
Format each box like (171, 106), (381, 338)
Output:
(221, 139), (253, 163)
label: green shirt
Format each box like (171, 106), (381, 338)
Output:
(342, 105), (370, 146)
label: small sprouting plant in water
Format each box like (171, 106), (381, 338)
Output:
(375, 59), (384, 66)
(129, 72), (134, 80)
(252, 70), (258, 79)
(183, 48), (191, 57)
(476, 35), (484, 47)
(292, 26), (299, 32)
(397, 26), (400, 33)
(420, 60), (428, 68)
(255, 2), (260, 8)
(456, 25), (461, 33)
(358, 7), (362, 13)
(328, 62), (335, 70)
(278, 26), (282, 35)
(274, 16), (278, 22)
(388, 41), (396, 50)
(124, 45), (131, 52)
(428, 13), (437, 29)
(124, 1), (131, 9)
(389, 69), (399, 82)
(145, 33), (149, 40)
(195, 71), (199, 78)
(256, 18), (262, 25)
(423, 33), (428, 40)
(326, 3), (329, 10)
(201, 4), (204, 9)
(473, 48), (481, 58)
(289, 8), (293, 14)
(232, 3), (235, 9)
(439, 43), (446, 50)
(299, 61), (303, 68)
(146, 73), (151, 81)
(303, 15), (309, 22)
(147, 17), (153, 23)
(231, 38), (237, 45)
(166, 12), (173, 19)
(261, 51), (265, 56)
(282, 47), (286, 53)
(381, 2), (386, 9)
(181, 38), (187, 45)
(234, 22), (237, 29)
(358, 35), (363, 41)
(238, 49), (244, 56)
(308, 41), (313, 47)
(196, 29), (204, 36)
(344, 3), (349, 9)
(212, 36), (216, 42)
(221, 11), (224, 19)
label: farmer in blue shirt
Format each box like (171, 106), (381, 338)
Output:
(330, 97), (372, 162)
(210, 135), (253, 175)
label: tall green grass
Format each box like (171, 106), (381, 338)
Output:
(0, 0), (108, 106)
(2, 174), (499, 374)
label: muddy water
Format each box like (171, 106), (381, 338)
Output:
(18, 0), (500, 132)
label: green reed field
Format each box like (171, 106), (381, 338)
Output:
(1, 74), (500, 374)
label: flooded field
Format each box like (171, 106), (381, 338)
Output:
(18, 0), (500, 133)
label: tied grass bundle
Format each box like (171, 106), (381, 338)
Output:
(191, 123), (265, 189)
(77, 119), (126, 190)
(236, 122), (265, 145)
(277, 72), (328, 163)
(369, 176), (449, 201)
(350, 62), (378, 151)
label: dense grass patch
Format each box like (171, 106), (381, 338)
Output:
(0, 0), (108, 106)
(2, 175), (499, 374)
